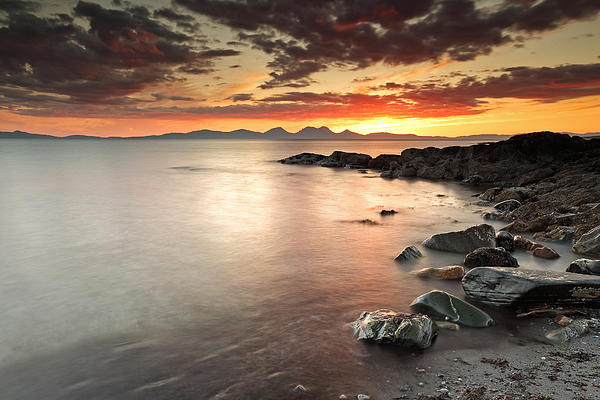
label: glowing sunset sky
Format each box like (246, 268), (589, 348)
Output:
(1, 0), (599, 137)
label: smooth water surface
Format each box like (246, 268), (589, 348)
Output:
(0, 139), (578, 399)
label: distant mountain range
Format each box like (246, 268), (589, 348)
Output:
(1, 126), (598, 141)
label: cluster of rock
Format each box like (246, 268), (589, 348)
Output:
(280, 132), (600, 256)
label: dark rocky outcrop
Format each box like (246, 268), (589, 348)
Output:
(279, 152), (326, 165)
(409, 290), (494, 328)
(573, 226), (600, 257)
(380, 209), (397, 216)
(353, 309), (438, 349)
(422, 224), (496, 254)
(394, 245), (423, 262)
(464, 247), (519, 268)
(494, 199), (521, 212)
(567, 259), (600, 275)
(318, 151), (372, 168)
(462, 267), (600, 307)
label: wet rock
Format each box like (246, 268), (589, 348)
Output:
(573, 226), (600, 257)
(357, 395), (370, 400)
(462, 267), (600, 307)
(479, 187), (502, 202)
(422, 224), (496, 254)
(532, 245), (560, 259)
(380, 169), (393, 178)
(412, 266), (465, 280)
(464, 247), (519, 268)
(353, 309), (438, 349)
(409, 290), (494, 328)
(317, 151), (372, 168)
(394, 245), (423, 262)
(435, 321), (460, 331)
(494, 187), (535, 203)
(499, 219), (529, 234)
(494, 199), (521, 212)
(294, 385), (307, 393)
(482, 211), (510, 222)
(380, 209), (397, 216)
(532, 226), (575, 242)
(279, 152), (326, 165)
(545, 318), (599, 343)
(513, 235), (535, 250)
(567, 259), (600, 275)
(518, 167), (555, 186)
(496, 231), (515, 252)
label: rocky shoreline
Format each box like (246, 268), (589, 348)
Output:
(280, 132), (600, 399)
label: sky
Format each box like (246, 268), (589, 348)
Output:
(0, 0), (599, 137)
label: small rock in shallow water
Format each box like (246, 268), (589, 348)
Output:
(567, 259), (600, 275)
(496, 231), (515, 252)
(464, 247), (519, 268)
(293, 385), (307, 392)
(412, 266), (464, 280)
(395, 245), (423, 262)
(380, 209), (397, 216)
(353, 309), (438, 349)
(532, 245), (560, 259)
(409, 290), (494, 328)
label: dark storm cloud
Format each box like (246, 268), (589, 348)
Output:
(376, 63), (600, 106)
(175, 0), (600, 88)
(0, 0), (39, 13)
(151, 93), (196, 101)
(0, 1), (238, 106)
(229, 93), (253, 102)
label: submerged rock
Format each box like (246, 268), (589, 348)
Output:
(380, 209), (397, 216)
(394, 245), (423, 262)
(496, 231), (515, 252)
(494, 199), (521, 212)
(353, 309), (438, 349)
(422, 224), (496, 254)
(462, 267), (600, 307)
(464, 247), (519, 268)
(410, 290), (494, 328)
(573, 226), (600, 257)
(567, 259), (600, 275)
(412, 265), (465, 280)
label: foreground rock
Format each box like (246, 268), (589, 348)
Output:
(462, 267), (600, 307)
(422, 224), (495, 254)
(412, 266), (464, 280)
(566, 259), (600, 275)
(353, 309), (438, 349)
(394, 245), (423, 262)
(409, 290), (494, 328)
(545, 318), (600, 343)
(464, 247), (519, 268)
(532, 245), (560, 259)
(573, 226), (600, 257)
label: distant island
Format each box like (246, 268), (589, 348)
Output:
(3, 126), (597, 141)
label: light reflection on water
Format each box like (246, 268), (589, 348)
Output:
(0, 139), (579, 399)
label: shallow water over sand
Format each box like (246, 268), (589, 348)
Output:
(0, 139), (580, 399)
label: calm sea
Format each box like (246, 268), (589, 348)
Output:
(0, 139), (578, 399)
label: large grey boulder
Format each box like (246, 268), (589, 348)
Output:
(409, 290), (494, 328)
(567, 259), (600, 275)
(573, 226), (600, 257)
(464, 247), (519, 268)
(394, 245), (423, 262)
(462, 267), (600, 307)
(422, 224), (496, 254)
(353, 309), (438, 349)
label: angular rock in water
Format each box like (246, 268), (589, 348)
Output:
(573, 226), (600, 257)
(479, 187), (502, 202)
(394, 245), (423, 262)
(380, 209), (397, 216)
(412, 265), (464, 280)
(567, 259), (600, 275)
(353, 309), (438, 349)
(545, 319), (599, 343)
(532, 226), (575, 242)
(422, 224), (496, 254)
(532, 245), (560, 259)
(494, 199), (522, 212)
(464, 247), (519, 268)
(496, 231), (515, 252)
(279, 152), (326, 165)
(409, 290), (494, 328)
(462, 267), (600, 307)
